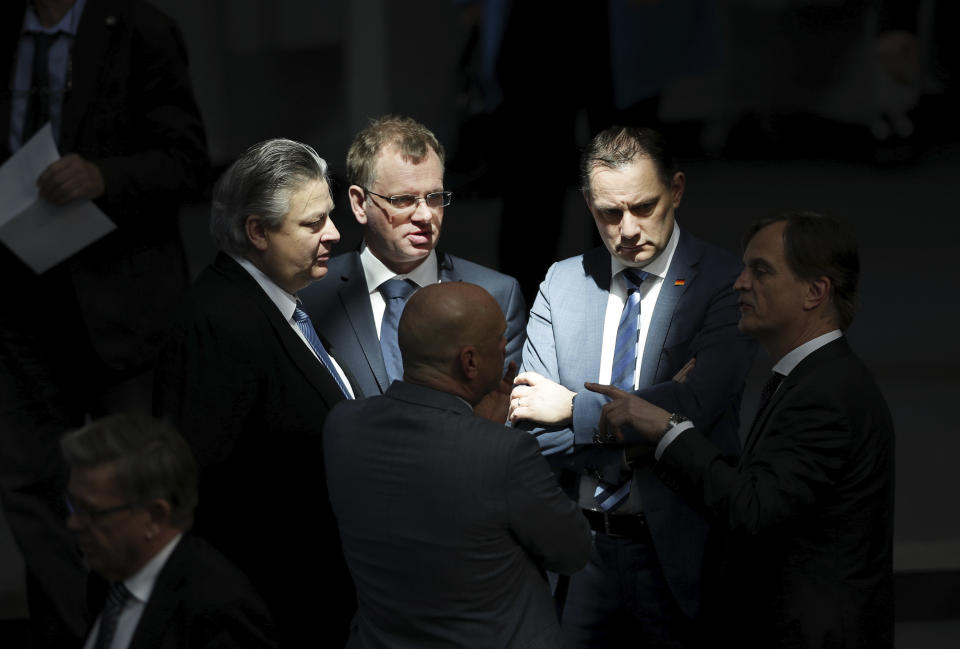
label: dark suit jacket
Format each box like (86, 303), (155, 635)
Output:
(0, 0), (208, 371)
(655, 337), (895, 648)
(323, 381), (592, 649)
(520, 232), (757, 618)
(299, 249), (526, 397)
(87, 534), (277, 649)
(153, 253), (355, 646)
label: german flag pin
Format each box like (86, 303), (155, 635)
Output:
(674, 279), (686, 286)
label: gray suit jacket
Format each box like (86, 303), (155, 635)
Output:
(520, 231), (756, 618)
(323, 381), (592, 649)
(299, 249), (526, 397)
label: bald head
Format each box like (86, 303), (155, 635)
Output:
(399, 283), (506, 403)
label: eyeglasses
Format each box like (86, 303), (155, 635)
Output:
(363, 187), (452, 210)
(65, 494), (138, 525)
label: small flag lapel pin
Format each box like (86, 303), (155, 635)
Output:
(674, 279), (686, 286)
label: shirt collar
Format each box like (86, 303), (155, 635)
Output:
(230, 253), (300, 321)
(24, 0), (87, 35)
(609, 221), (681, 281)
(773, 330), (843, 376)
(123, 533), (182, 604)
(360, 244), (439, 293)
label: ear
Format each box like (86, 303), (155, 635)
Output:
(143, 498), (172, 540)
(670, 171), (685, 207)
(804, 276), (831, 311)
(458, 345), (480, 380)
(349, 185), (368, 225)
(245, 214), (269, 251)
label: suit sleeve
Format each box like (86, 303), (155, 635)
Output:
(93, 11), (208, 220)
(655, 387), (852, 534)
(571, 261), (755, 450)
(505, 432), (591, 574)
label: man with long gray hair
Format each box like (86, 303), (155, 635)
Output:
(153, 138), (357, 645)
(62, 413), (276, 648)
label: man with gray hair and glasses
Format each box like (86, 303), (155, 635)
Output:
(154, 138), (357, 645)
(62, 413), (276, 649)
(299, 115), (525, 410)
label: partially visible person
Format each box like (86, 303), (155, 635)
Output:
(586, 211), (894, 648)
(0, 1), (208, 644)
(62, 413), (276, 649)
(153, 138), (355, 646)
(299, 115), (525, 400)
(509, 126), (756, 648)
(324, 282), (590, 649)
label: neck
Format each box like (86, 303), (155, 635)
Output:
(405, 372), (477, 407)
(32, 0), (75, 27)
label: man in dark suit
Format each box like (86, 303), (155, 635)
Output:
(324, 281), (591, 649)
(153, 139), (356, 646)
(0, 1), (207, 644)
(508, 126), (756, 647)
(586, 211), (894, 648)
(61, 413), (276, 649)
(299, 115), (526, 400)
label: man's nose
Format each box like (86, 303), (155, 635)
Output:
(410, 200), (433, 221)
(733, 268), (748, 291)
(620, 213), (642, 239)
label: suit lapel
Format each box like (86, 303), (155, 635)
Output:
(437, 249), (462, 283)
(336, 253), (389, 393)
(125, 536), (191, 649)
(0, 3), (25, 160)
(215, 254), (348, 410)
(578, 248), (612, 383)
(638, 230), (700, 388)
(60, 0), (114, 151)
(741, 337), (851, 456)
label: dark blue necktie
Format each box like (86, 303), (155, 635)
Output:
(379, 278), (418, 384)
(595, 269), (649, 512)
(93, 582), (131, 649)
(22, 31), (60, 142)
(293, 306), (352, 398)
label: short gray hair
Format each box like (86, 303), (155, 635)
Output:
(61, 414), (199, 530)
(210, 138), (331, 255)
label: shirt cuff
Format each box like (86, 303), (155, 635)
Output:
(655, 420), (695, 461)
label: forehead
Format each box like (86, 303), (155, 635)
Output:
(69, 462), (122, 502)
(283, 178), (332, 218)
(371, 146), (444, 191)
(588, 157), (666, 203)
(744, 221), (788, 263)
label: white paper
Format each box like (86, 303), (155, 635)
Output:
(0, 123), (115, 273)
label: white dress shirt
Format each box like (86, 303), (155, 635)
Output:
(359, 244), (439, 338)
(581, 224), (683, 513)
(83, 534), (182, 649)
(231, 254), (354, 398)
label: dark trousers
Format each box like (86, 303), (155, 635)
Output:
(561, 531), (693, 649)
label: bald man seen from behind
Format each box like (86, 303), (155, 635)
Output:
(323, 282), (590, 649)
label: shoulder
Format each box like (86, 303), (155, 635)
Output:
(443, 253), (518, 287)
(164, 536), (265, 604)
(681, 230), (742, 274)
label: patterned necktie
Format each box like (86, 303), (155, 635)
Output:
(22, 31), (60, 142)
(379, 277), (418, 384)
(293, 306), (352, 398)
(595, 269), (649, 512)
(93, 582), (131, 649)
(751, 371), (785, 430)
(610, 269), (649, 391)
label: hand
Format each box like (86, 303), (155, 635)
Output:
(584, 382), (671, 444)
(474, 361), (518, 424)
(37, 153), (106, 204)
(509, 371), (576, 425)
(672, 357), (695, 383)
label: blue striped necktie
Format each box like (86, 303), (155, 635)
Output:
(93, 582), (131, 649)
(293, 306), (352, 399)
(595, 268), (649, 512)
